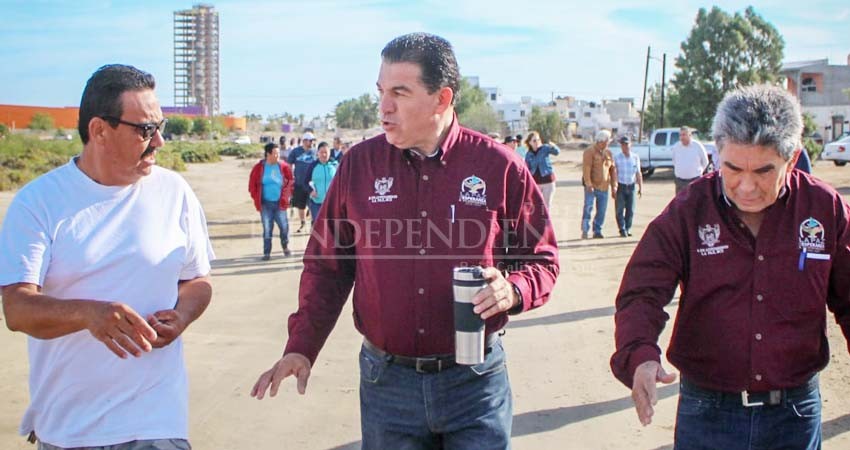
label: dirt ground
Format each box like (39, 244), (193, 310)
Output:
(1, 148), (849, 449)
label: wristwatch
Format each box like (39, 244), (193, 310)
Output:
(508, 283), (523, 315)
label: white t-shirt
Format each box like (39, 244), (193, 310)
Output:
(672, 140), (709, 179)
(0, 159), (214, 447)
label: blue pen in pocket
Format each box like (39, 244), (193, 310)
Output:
(798, 247), (807, 271)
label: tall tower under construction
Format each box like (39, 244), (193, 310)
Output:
(173, 4), (220, 116)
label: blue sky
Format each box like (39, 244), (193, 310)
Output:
(1, 0), (848, 118)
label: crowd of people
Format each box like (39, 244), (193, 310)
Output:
(248, 132), (348, 260)
(1, 31), (848, 450)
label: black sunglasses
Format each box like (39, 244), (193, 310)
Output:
(100, 116), (168, 140)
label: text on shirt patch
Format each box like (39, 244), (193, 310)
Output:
(459, 175), (487, 207)
(369, 177), (398, 203)
(697, 224), (729, 256)
(799, 217), (826, 253)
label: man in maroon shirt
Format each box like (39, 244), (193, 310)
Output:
(611, 84), (850, 449)
(251, 33), (559, 449)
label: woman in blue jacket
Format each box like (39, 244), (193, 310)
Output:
(524, 131), (560, 209)
(304, 142), (339, 226)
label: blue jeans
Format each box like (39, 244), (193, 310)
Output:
(674, 377), (821, 450)
(359, 340), (512, 450)
(307, 199), (323, 225)
(581, 189), (608, 235)
(615, 183), (636, 233)
(260, 200), (289, 255)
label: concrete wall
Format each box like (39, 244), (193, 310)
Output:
(0, 104), (246, 132)
(0, 104), (79, 129)
(803, 105), (850, 141)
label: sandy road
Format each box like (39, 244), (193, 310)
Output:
(1, 151), (849, 449)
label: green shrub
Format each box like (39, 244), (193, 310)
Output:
(28, 113), (54, 131)
(0, 134), (79, 189)
(219, 144), (261, 159)
(165, 116), (192, 136)
(164, 141), (222, 164)
(0, 136), (231, 190)
(804, 137), (822, 162)
(154, 149), (186, 172)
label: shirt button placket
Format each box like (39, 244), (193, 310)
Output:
(414, 167), (433, 348)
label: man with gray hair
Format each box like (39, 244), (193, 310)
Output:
(581, 129), (617, 239)
(611, 84), (850, 449)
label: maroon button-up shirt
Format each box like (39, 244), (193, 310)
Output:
(285, 117), (559, 363)
(612, 171), (850, 392)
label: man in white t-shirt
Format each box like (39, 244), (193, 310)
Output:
(0, 64), (214, 450)
(671, 126), (708, 194)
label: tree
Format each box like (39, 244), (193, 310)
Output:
(0, 123), (9, 138)
(528, 107), (565, 143)
(669, 6), (784, 133)
(334, 94), (379, 129)
(210, 116), (228, 135)
(459, 102), (502, 135)
(802, 112), (822, 161)
(454, 77), (501, 133)
(802, 112), (818, 137)
(165, 116), (192, 136)
(455, 78), (488, 117)
(192, 117), (211, 136)
(29, 113), (54, 131)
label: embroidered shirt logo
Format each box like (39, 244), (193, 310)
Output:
(799, 217), (826, 253)
(459, 175), (487, 207)
(697, 224), (729, 256)
(369, 177), (398, 203)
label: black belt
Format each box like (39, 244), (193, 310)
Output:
(681, 376), (818, 408)
(362, 334), (499, 374)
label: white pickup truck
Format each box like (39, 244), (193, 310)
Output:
(629, 128), (715, 178)
(630, 128), (684, 178)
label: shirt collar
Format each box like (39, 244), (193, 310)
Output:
(398, 113), (458, 165)
(437, 113), (462, 163)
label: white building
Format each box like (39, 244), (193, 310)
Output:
(464, 76), (641, 139)
(496, 98), (531, 134)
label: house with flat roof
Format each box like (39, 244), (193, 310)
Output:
(781, 56), (850, 141)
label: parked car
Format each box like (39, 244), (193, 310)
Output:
(821, 135), (850, 166)
(232, 135), (251, 145)
(630, 128), (705, 178)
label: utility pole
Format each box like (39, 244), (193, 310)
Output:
(639, 46), (650, 143)
(660, 53), (667, 129)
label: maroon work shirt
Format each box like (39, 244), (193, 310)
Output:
(612, 170), (850, 392)
(284, 117), (559, 363)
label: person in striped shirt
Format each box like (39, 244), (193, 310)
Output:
(613, 136), (643, 237)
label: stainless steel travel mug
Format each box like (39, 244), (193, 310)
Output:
(453, 266), (488, 365)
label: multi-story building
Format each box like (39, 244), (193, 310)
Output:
(782, 56), (850, 141)
(174, 4), (220, 116)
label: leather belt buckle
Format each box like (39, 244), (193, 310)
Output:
(741, 391), (764, 407)
(741, 390), (782, 407)
(415, 357), (441, 374)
